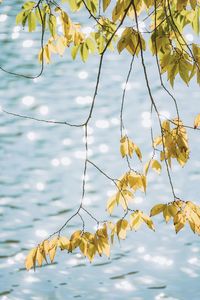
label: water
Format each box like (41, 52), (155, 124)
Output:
(0, 2), (200, 300)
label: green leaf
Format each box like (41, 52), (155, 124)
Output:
(28, 11), (37, 32)
(22, 1), (36, 10)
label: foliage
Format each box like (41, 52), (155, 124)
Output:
(0, 0), (200, 270)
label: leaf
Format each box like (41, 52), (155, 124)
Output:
(120, 136), (132, 158)
(36, 245), (45, 266)
(79, 236), (88, 256)
(128, 171), (146, 192)
(48, 238), (58, 262)
(71, 45), (79, 60)
(69, 230), (82, 252)
(87, 243), (96, 262)
(25, 247), (37, 270)
(48, 14), (57, 39)
(174, 212), (186, 233)
(103, 0), (111, 12)
(150, 204), (166, 216)
(163, 206), (171, 223)
(116, 219), (129, 240)
(22, 1), (36, 10)
(141, 213), (155, 231)
(168, 203), (179, 217)
(190, 0), (197, 10)
(58, 236), (70, 250)
(56, 36), (66, 56)
(194, 113), (200, 129)
(16, 11), (26, 25)
(134, 144), (142, 161)
(107, 221), (116, 244)
(129, 211), (142, 230)
(107, 194), (117, 215)
(151, 160), (162, 174)
(80, 43), (89, 62)
(95, 224), (110, 257)
(86, 38), (96, 53)
(28, 11), (36, 32)
(43, 240), (49, 255)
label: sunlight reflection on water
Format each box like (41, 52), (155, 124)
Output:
(0, 4), (200, 300)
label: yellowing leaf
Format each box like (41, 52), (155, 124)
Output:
(163, 206), (171, 223)
(48, 238), (58, 262)
(120, 136), (134, 158)
(58, 236), (70, 250)
(151, 160), (162, 174)
(194, 113), (200, 129)
(141, 213), (155, 231)
(25, 247), (37, 270)
(36, 246), (45, 266)
(174, 212), (186, 233)
(150, 204), (166, 216)
(130, 212), (143, 230)
(134, 144), (142, 161)
(128, 172), (146, 192)
(103, 0), (111, 12)
(28, 11), (36, 32)
(168, 203), (179, 217)
(106, 194), (117, 215)
(120, 136), (142, 160)
(43, 240), (49, 255)
(86, 243), (96, 262)
(79, 237), (87, 256)
(69, 230), (82, 252)
(116, 219), (129, 240)
(95, 224), (110, 257)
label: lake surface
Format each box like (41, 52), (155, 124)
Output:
(0, 2), (200, 300)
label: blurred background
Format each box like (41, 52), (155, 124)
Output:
(0, 1), (200, 299)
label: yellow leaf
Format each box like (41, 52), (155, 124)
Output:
(141, 175), (147, 193)
(194, 113), (200, 129)
(168, 203), (179, 217)
(141, 213), (155, 231)
(103, 0), (111, 12)
(163, 206), (171, 223)
(151, 159), (162, 174)
(58, 236), (70, 250)
(128, 172), (146, 192)
(87, 243), (96, 262)
(144, 160), (150, 176)
(129, 211), (142, 230)
(153, 136), (162, 147)
(25, 247), (37, 270)
(116, 219), (129, 240)
(106, 194), (117, 215)
(79, 237), (88, 256)
(48, 238), (57, 262)
(120, 136), (134, 158)
(174, 212), (186, 233)
(36, 246), (45, 267)
(95, 225), (110, 258)
(43, 240), (49, 255)
(69, 230), (82, 252)
(107, 221), (116, 244)
(150, 204), (166, 216)
(133, 144), (142, 161)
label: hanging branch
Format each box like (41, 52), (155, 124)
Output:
(0, 1), (45, 79)
(131, 0), (178, 200)
(1, 0), (200, 271)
